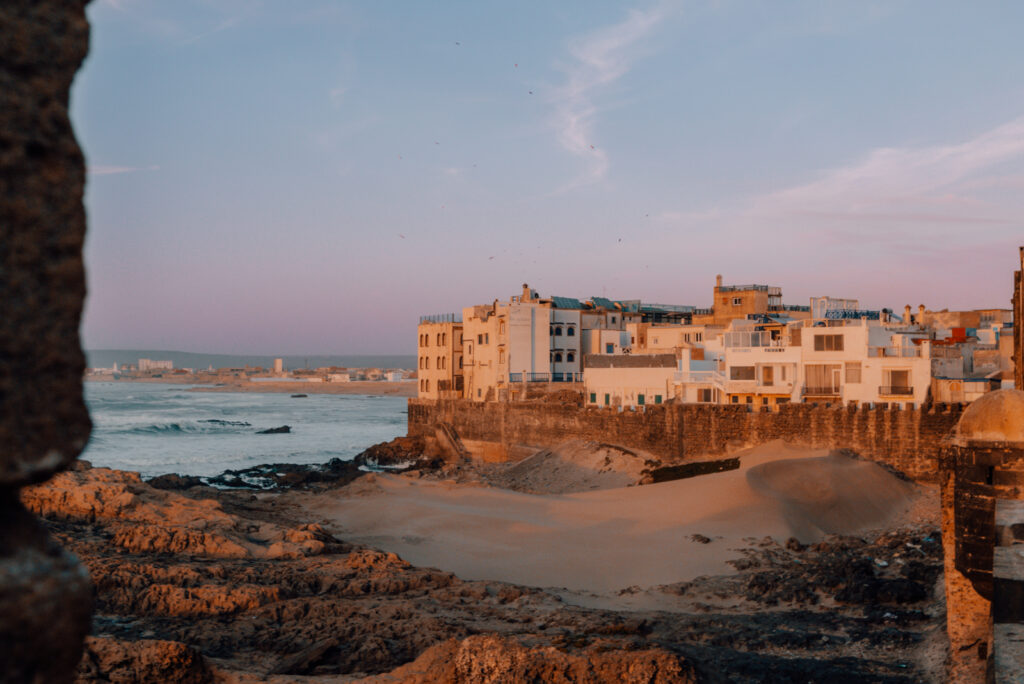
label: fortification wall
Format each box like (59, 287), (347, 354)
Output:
(408, 399), (963, 481)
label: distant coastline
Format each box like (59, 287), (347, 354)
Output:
(84, 376), (417, 397)
(85, 349), (416, 372)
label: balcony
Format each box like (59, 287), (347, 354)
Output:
(869, 346), (921, 358)
(879, 385), (914, 396)
(803, 386), (841, 397)
(674, 370), (726, 387)
(509, 372), (581, 383)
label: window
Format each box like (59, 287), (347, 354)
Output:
(424, 335), (430, 347)
(698, 389), (712, 402)
(781, 366), (787, 381)
(654, 395), (662, 404)
(425, 379), (430, 392)
(442, 333), (446, 345)
(499, 350), (505, 364)
(746, 396), (753, 404)
(604, 393), (610, 406)
(845, 362), (862, 384)
(554, 327), (563, 336)
(554, 352), (562, 362)
(484, 333), (489, 344)
(499, 321), (505, 335)
(761, 366), (774, 386)
(814, 334), (844, 351)
(436, 333), (441, 345)
(566, 352), (575, 363)
(777, 397), (790, 405)
(477, 389), (482, 398)
(459, 357), (463, 369)
(637, 394), (645, 405)
(590, 392), (596, 403)
(762, 397), (769, 405)
(611, 316), (616, 324)
(567, 327), (575, 336)
(696, 333), (702, 342)
(549, 326), (554, 336)
(730, 366), (755, 380)
(732, 297), (742, 306)
(425, 357), (430, 369)
(478, 334), (483, 344)
(606, 343), (614, 353)
(731, 395), (739, 403)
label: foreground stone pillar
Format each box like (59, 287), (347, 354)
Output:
(941, 390), (1024, 683)
(0, 2), (95, 681)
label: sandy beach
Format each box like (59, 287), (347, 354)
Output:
(303, 442), (931, 595)
(25, 438), (947, 681)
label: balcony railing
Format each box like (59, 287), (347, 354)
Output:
(508, 372), (581, 383)
(879, 385), (914, 396)
(869, 346), (921, 358)
(674, 370), (726, 387)
(803, 386), (841, 396)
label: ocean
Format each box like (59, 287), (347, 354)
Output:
(82, 382), (408, 478)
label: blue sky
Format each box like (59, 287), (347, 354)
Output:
(75, 1), (1024, 354)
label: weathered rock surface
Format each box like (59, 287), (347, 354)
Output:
(34, 462), (948, 682)
(76, 636), (213, 684)
(0, 2), (93, 486)
(0, 2), (96, 681)
(372, 634), (696, 683)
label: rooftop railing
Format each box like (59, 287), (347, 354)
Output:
(419, 313), (462, 324)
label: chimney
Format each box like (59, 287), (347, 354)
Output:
(904, 304), (912, 324)
(919, 304), (926, 324)
(522, 283), (531, 301)
(715, 274), (723, 288)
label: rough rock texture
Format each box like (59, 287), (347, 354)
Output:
(372, 634), (695, 683)
(35, 464), (946, 682)
(76, 637), (213, 684)
(0, 2), (93, 486)
(0, 2), (96, 682)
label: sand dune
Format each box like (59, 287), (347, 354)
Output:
(305, 441), (926, 594)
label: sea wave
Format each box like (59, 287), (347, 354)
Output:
(116, 420), (252, 435)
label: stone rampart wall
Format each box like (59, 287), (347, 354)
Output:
(408, 399), (963, 481)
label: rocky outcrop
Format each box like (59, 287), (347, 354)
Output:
(374, 635), (695, 683)
(76, 637), (213, 684)
(0, 2), (95, 680)
(36, 463), (946, 682)
(24, 463), (347, 559)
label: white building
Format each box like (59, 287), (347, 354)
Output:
(138, 358), (173, 372)
(584, 354), (677, 408)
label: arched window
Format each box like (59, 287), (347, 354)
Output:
(436, 333), (442, 345)
(424, 334), (429, 347)
(425, 379), (430, 392)
(554, 352), (563, 362)
(549, 326), (554, 336)
(442, 332), (447, 345)
(567, 352), (575, 363)
(499, 321), (505, 335)
(459, 357), (463, 369)
(425, 357), (430, 370)
(441, 357), (446, 370)
(554, 327), (562, 336)
(567, 327), (575, 336)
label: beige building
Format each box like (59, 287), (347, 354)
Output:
(691, 275), (810, 327)
(417, 315), (464, 399)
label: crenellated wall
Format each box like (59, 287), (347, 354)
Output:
(408, 399), (962, 481)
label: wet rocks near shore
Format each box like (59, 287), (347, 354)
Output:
(256, 425), (291, 434)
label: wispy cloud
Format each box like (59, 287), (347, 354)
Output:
(88, 165), (160, 176)
(551, 4), (672, 192)
(752, 115), (1024, 225)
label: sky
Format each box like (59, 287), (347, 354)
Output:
(74, 0), (1024, 355)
